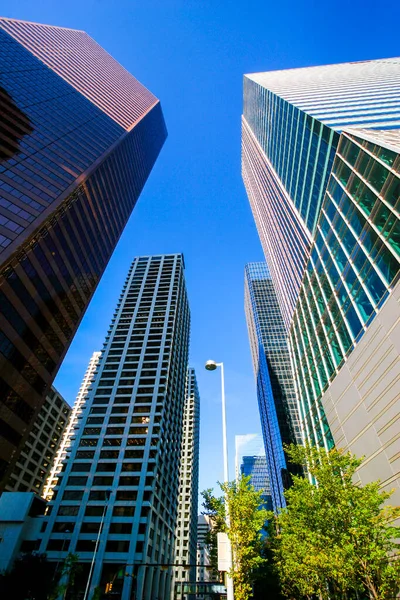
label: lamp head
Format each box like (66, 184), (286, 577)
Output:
(205, 360), (218, 371)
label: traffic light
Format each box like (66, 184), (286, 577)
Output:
(105, 582), (113, 593)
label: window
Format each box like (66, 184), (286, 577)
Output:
(85, 506), (104, 516)
(62, 490), (83, 501)
(67, 476), (88, 486)
(96, 462), (117, 472)
(93, 476), (113, 486)
(80, 522), (101, 534)
(109, 523), (132, 534)
(116, 490), (137, 501)
(105, 540), (130, 553)
(58, 506), (79, 516)
(113, 506), (135, 517)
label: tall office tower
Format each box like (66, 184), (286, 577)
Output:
(242, 60), (400, 502)
(43, 351), (101, 501)
(240, 455), (272, 512)
(245, 262), (302, 510)
(39, 254), (190, 600)
(4, 386), (71, 495)
(0, 18), (167, 488)
(172, 367), (200, 600)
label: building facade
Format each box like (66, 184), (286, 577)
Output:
(0, 17), (167, 488)
(4, 387), (71, 495)
(245, 262), (302, 510)
(172, 367), (200, 600)
(240, 454), (272, 512)
(0, 492), (46, 572)
(42, 351), (101, 501)
(196, 515), (212, 584)
(242, 59), (400, 503)
(38, 254), (190, 600)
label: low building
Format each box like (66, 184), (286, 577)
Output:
(197, 515), (212, 583)
(0, 492), (46, 572)
(4, 388), (71, 496)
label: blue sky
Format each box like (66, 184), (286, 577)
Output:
(4, 0), (400, 498)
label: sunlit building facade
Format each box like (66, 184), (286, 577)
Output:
(42, 351), (101, 501)
(4, 387), (71, 495)
(242, 59), (400, 504)
(38, 254), (190, 600)
(172, 367), (200, 600)
(0, 18), (167, 488)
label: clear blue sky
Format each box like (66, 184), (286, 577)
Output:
(3, 0), (400, 499)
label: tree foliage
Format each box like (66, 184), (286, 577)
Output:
(271, 444), (400, 600)
(202, 474), (270, 600)
(0, 552), (58, 600)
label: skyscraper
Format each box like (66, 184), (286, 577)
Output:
(244, 263), (301, 510)
(43, 351), (101, 502)
(0, 18), (167, 488)
(242, 59), (400, 503)
(39, 254), (190, 600)
(172, 367), (200, 600)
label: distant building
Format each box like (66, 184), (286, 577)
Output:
(4, 387), (71, 496)
(43, 352), (101, 501)
(240, 455), (272, 512)
(244, 263), (301, 511)
(0, 17), (167, 489)
(197, 515), (212, 584)
(0, 492), (46, 572)
(173, 367), (200, 600)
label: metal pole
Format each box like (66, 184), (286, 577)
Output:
(219, 363), (234, 600)
(83, 496), (109, 600)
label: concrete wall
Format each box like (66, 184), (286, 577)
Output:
(321, 278), (400, 505)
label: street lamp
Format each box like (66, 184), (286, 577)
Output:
(205, 360), (234, 600)
(83, 488), (112, 600)
(54, 529), (70, 580)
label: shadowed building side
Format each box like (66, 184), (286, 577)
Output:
(0, 18), (167, 488)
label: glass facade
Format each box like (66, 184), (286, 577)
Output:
(244, 262), (302, 511)
(242, 58), (400, 327)
(240, 454), (272, 512)
(244, 78), (339, 234)
(0, 20), (167, 487)
(290, 131), (400, 449)
(242, 58), (400, 474)
(39, 254), (190, 600)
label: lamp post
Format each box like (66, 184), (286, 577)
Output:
(205, 360), (234, 600)
(83, 488), (112, 600)
(53, 529), (70, 580)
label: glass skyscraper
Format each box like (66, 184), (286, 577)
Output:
(0, 18), (167, 488)
(244, 263), (301, 511)
(242, 59), (400, 505)
(39, 254), (190, 600)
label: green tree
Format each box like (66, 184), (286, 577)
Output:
(0, 552), (58, 600)
(271, 444), (400, 600)
(202, 474), (270, 600)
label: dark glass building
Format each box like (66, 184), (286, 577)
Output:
(244, 262), (302, 511)
(0, 18), (167, 487)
